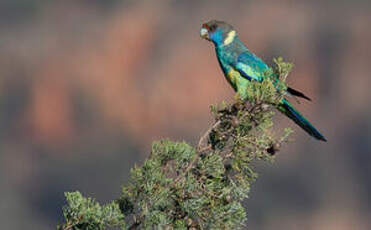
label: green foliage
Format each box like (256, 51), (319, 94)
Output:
(58, 58), (294, 229)
(273, 57), (293, 82)
(57, 191), (125, 230)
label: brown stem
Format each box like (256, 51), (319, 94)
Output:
(197, 121), (221, 150)
(174, 120), (221, 184)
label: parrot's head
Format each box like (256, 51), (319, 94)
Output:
(200, 20), (236, 46)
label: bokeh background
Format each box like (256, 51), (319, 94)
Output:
(1, 0), (371, 229)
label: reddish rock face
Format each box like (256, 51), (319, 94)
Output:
(1, 2), (371, 230)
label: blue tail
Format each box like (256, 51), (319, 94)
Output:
(278, 99), (327, 141)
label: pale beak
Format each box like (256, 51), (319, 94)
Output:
(200, 27), (209, 40)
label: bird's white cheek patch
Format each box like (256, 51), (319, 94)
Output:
(224, 30), (236, 45)
(200, 28), (208, 37)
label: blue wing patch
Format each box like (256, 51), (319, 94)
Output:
(234, 52), (270, 82)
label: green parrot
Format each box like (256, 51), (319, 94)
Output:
(200, 20), (326, 141)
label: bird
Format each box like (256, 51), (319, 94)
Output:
(200, 20), (326, 141)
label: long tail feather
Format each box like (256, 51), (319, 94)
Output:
(287, 87), (312, 101)
(278, 99), (327, 141)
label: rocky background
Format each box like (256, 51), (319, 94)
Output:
(1, 1), (370, 229)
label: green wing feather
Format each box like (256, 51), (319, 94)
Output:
(235, 51), (269, 82)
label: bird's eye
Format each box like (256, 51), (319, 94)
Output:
(209, 25), (217, 32)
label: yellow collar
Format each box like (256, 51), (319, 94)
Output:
(223, 30), (236, 45)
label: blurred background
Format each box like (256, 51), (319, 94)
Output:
(1, 0), (370, 229)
